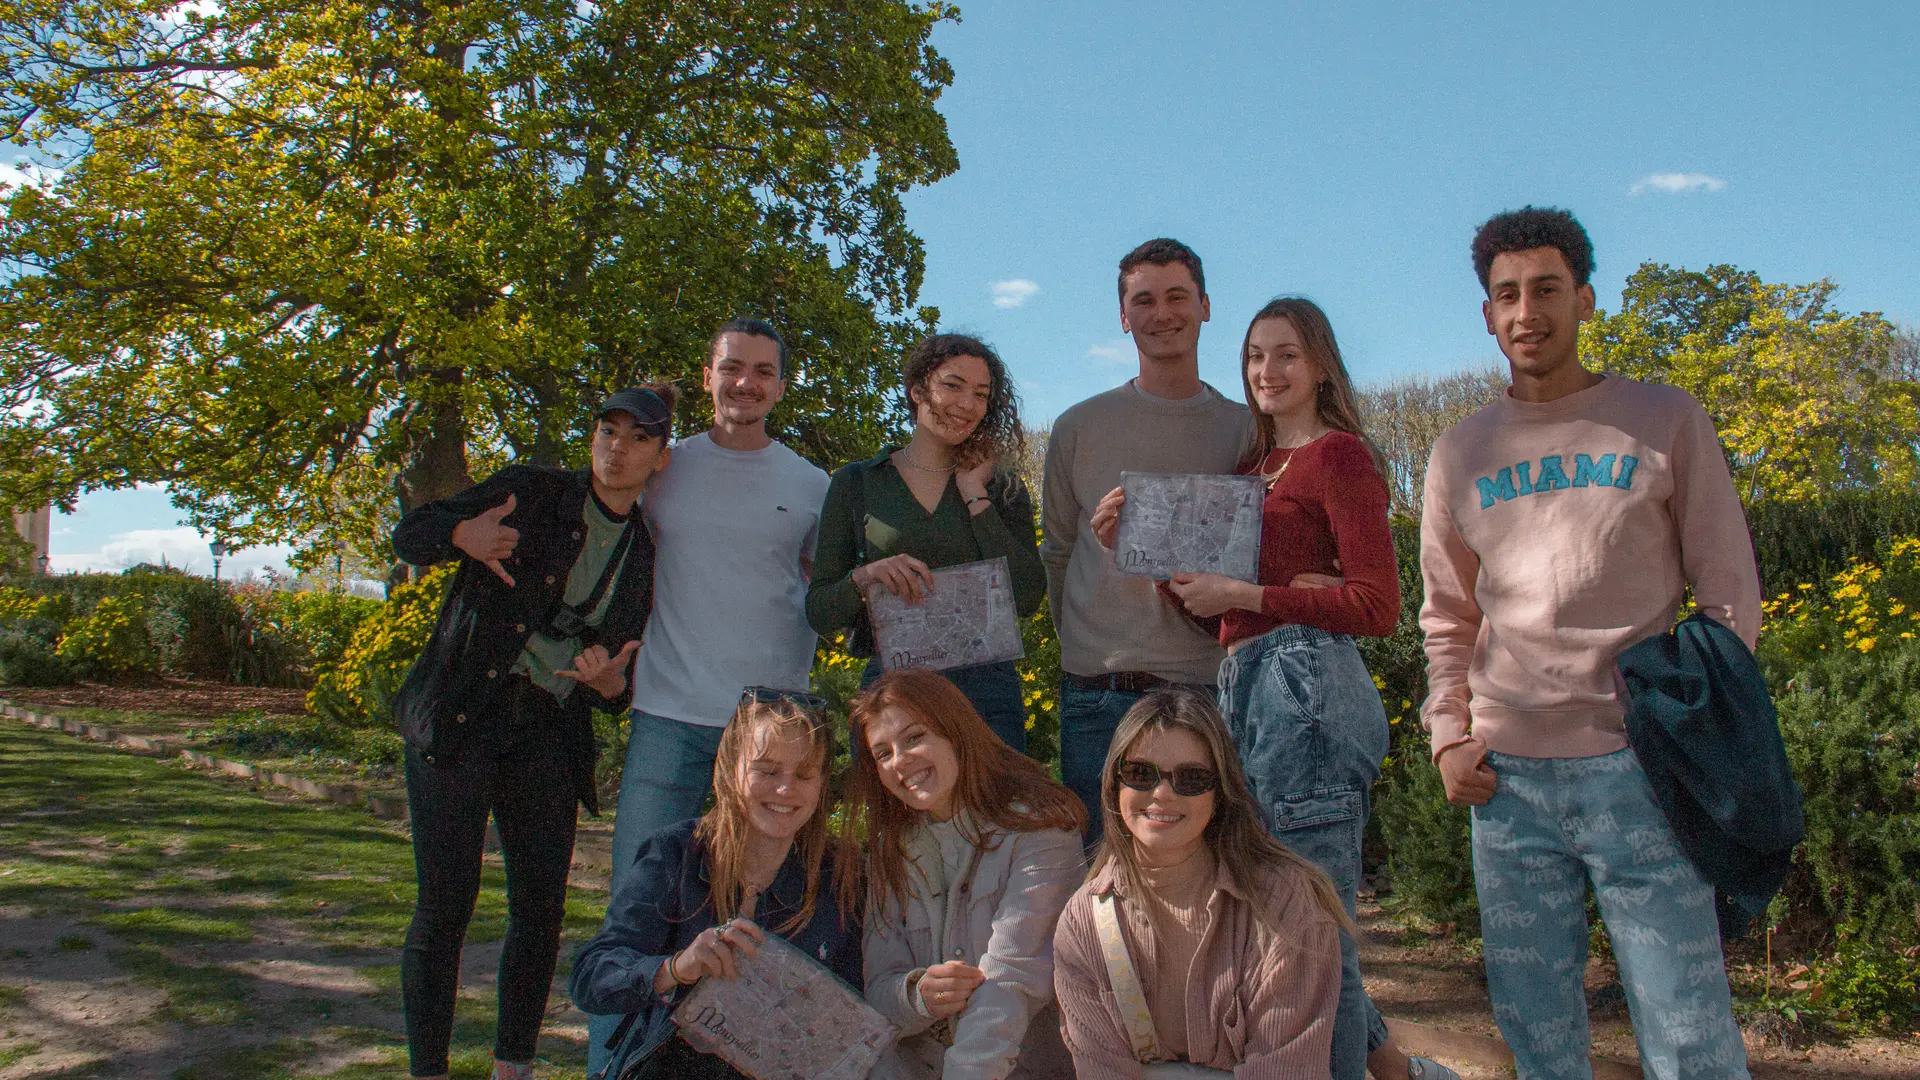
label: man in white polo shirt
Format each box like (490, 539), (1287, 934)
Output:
(589, 317), (829, 1072)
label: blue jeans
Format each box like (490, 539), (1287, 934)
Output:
(1218, 625), (1391, 1080)
(589, 709), (728, 1077)
(1059, 679), (1216, 847)
(861, 658), (1027, 753)
(1472, 749), (1750, 1080)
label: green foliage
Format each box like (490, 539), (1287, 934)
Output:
(0, 0), (958, 567)
(1020, 598), (1063, 769)
(1583, 263), (1920, 502)
(200, 710), (403, 771)
(1747, 488), (1920, 593)
(55, 594), (158, 676)
(0, 625), (68, 686)
(308, 567), (453, 729)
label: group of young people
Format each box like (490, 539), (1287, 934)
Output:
(390, 205), (1762, 1080)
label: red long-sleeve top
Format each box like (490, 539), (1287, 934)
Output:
(1219, 430), (1400, 646)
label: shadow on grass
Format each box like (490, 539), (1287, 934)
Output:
(0, 723), (602, 1079)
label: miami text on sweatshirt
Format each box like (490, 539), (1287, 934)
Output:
(1418, 376), (1762, 760)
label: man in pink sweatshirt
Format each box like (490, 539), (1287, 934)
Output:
(1419, 207), (1760, 1080)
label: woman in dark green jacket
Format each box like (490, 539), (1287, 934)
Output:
(806, 333), (1045, 750)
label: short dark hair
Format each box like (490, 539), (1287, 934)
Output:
(709, 317), (789, 378)
(1471, 206), (1595, 292)
(901, 333), (1024, 463)
(1117, 238), (1205, 304)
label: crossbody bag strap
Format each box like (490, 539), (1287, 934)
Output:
(1091, 890), (1163, 1064)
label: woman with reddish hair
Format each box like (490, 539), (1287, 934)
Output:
(838, 669), (1086, 1080)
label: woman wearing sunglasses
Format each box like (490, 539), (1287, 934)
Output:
(570, 691), (859, 1080)
(807, 334), (1045, 750)
(1094, 299), (1451, 1080)
(1053, 690), (1346, 1079)
(839, 668), (1086, 1079)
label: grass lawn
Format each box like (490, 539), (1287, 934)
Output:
(0, 721), (608, 1079)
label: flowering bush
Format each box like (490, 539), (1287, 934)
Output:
(54, 594), (157, 675)
(307, 567), (452, 728)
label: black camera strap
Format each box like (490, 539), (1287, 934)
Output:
(556, 516), (637, 637)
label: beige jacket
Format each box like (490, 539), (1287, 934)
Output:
(1052, 859), (1341, 1079)
(865, 819), (1085, 1080)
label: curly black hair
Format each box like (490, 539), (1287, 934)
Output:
(1117, 237), (1205, 304)
(1470, 206), (1595, 292)
(902, 333), (1024, 464)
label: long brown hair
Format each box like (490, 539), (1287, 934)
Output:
(1093, 690), (1351, 933)
(1237, 297), (1386, 477)
(696, 698), (837, 935)
(837, 669), (1086, 918)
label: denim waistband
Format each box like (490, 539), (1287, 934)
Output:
(1225, 622), (1346, 661)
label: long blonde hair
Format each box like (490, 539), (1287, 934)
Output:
(695, 699), (837, 935)
(1093, 690), (1352, 933)
(1237, 297), (1386, 478)
(837, 669), (1085, 919)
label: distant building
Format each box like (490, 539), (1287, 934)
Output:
(11, 506), (50, 571)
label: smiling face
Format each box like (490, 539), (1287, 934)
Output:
(705, 330), (786, 428)
(1119, 261), (1210, 365)
(1116, 726), (1215, 867)
(1244, 316), (1323, 425)
(863, 704), (961, 822)
(1482, 246), (1596, 383)
(910, 354), (993, 451)
(736, 723), (827, 844)
(589, 413), (670, 499)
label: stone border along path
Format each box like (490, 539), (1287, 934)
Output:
(1, 697), (615, 873)
(5, 695), (1660, 1078)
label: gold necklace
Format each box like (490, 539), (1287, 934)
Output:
(897, 448), (954, 473)
(1262, 428), (1329, 490)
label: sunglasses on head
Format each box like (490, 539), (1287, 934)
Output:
(740, 685), (831, 715)
(1115, 759), (1219, 797)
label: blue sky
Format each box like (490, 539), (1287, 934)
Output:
(40, 0), (1920, 571)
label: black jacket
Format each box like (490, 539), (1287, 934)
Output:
(1618, 611), (1804, 937)
(392, 464), (656, 813)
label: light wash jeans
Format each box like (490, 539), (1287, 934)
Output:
(586, 708), (726, 1078)
(1472, 749), (1751, 1080)
(1217, 624), (1392, 1080)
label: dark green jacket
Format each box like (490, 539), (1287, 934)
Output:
(1619, 611), (1805, 936)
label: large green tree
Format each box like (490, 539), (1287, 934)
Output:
(1582, 263), (1920, 503)
(0, 0), (958, 566)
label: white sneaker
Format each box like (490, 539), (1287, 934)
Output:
(1408, 1057), (1460, 1080)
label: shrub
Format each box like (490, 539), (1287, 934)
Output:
(54, 594), (157, 676)
(0, 625), (70, 686)
(308, 567), (453, 729)
(200, 710), (402, 772)
(1813, 935), (1920, 1033)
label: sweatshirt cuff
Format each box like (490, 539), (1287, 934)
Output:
(1426, 709), (1472, 763)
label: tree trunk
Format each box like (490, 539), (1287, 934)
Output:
(389, 366), (473, 591)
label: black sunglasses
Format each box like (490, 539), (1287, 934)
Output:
(740, 685), (831, 715)
(1115, 760), (1219, 797)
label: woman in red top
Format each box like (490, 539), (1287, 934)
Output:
(1156, 298), (1455, 1080)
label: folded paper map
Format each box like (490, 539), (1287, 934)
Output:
(1113, 472), (1264, 582)
(672, 932), (895, 1080)
(868, 556), (1025, 672)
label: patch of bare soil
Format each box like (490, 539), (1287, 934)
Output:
(3, 677), (311, 725)
(1357, 901), (1920, 1078)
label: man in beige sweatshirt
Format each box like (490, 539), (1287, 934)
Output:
(1419, 207), (1759, 1080)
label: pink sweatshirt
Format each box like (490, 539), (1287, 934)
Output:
(1419, 376), (1762, 761)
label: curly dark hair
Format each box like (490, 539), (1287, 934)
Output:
(1117, 237), (1205, 303)
(1470, 206), (1595, 292)
(901, 333), (1024, 464)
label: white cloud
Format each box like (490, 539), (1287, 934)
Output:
(157, 0), (223, 26)
(50, 526), (295, 580)
(1086, 340), (1132, 365)
(0, 163), (62, 191)
(1629, 172), (1728, 196)
(990, 279), (1040, 309)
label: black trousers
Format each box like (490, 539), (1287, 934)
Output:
(402, 679), (579, 1077)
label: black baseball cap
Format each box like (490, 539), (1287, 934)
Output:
(597, 387), (672, 438)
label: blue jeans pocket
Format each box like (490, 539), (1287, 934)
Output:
(1270, 785), (1365, 907)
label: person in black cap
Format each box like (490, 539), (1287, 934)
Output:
(389, 383), (677, 1080)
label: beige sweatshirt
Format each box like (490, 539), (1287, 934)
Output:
(1041, 381), (1252, 684)
(1419, 376), (1762, 760)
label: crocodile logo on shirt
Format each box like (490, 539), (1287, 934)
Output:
(1474, 453), (1640, 509)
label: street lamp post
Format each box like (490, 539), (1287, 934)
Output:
(209, 539), (228, 582)
(35, 552), (49, 575)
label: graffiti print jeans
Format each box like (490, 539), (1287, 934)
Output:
(1471, 749), (1750, 1080)
(1217, 624), (1392, 1080)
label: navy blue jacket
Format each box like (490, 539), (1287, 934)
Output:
(569, 819), (863, 1080)
(1618, 611), (1805, 936)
